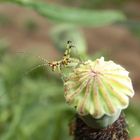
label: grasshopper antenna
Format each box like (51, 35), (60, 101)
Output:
(16, 51), (49, 63)
(25, 63), (49, 75)
(17, 41), (80, 74)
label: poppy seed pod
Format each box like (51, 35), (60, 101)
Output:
(64, 57), (134, 128)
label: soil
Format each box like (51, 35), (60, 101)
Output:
(0, 1), (140, 101)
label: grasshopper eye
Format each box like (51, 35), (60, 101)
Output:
(67, 40), (72, 44)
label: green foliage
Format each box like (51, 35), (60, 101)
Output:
(63, 0), (124, 8)
(125, 103), (140, 138)
(1, 0), (126, 27)
(0, 45), (74, 140)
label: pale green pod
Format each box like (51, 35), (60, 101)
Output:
(64, 57), (134, 128)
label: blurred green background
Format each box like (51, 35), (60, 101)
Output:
(0, 0), (140, 140)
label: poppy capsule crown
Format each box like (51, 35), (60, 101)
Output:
(64, 57), (134, 120)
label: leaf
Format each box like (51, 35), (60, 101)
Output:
(1, 0), (126, 27)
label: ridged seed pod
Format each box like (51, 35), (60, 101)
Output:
(64, 57), (134, 128)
